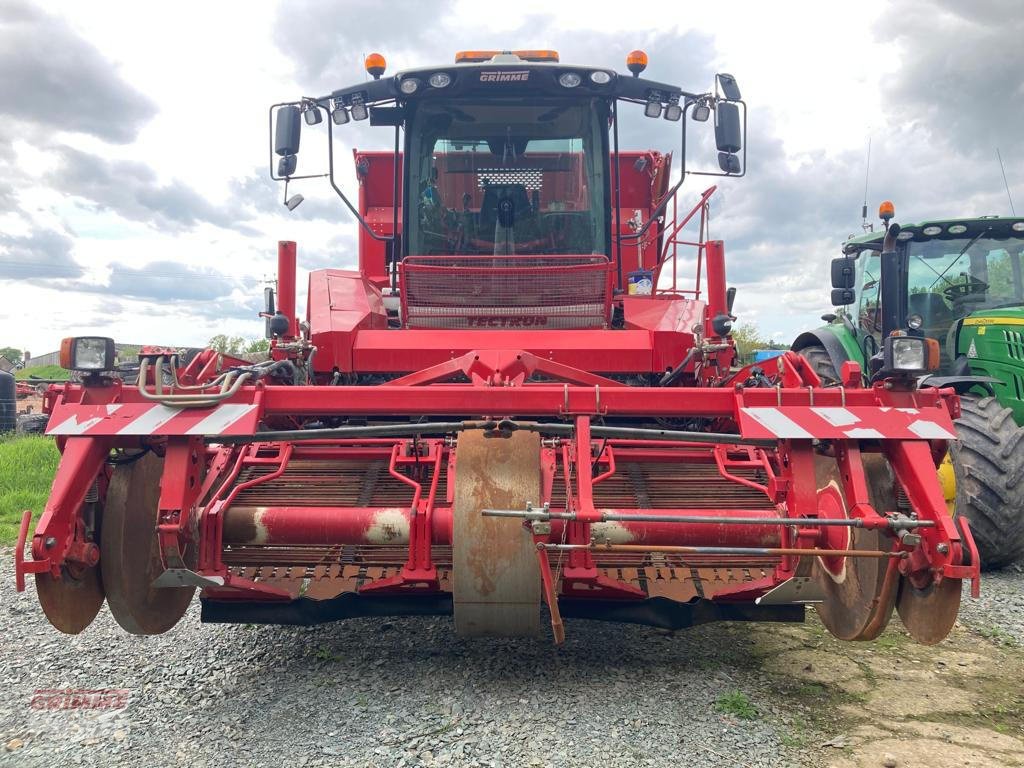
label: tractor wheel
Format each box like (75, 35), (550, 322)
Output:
(949, 395), (1024, 569)
(17, 413), (49, 435)
(797, 345), (840, 385)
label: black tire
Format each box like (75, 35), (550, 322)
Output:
(797, 345), (840, 385)
(16, 413), (49, 435)
(950, 395), (1024, 569)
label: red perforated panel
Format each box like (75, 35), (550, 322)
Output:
(400, 255), (612, 329)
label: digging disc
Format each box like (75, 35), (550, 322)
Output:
(812, 453), (899, 641)
(896, 575), (962, 645)
(452, 430), (542, 638)
(101, 453), (196, 635)
(36, 564), (104, 634)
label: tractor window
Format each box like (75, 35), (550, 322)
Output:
(855, 251), (883, 347)
(907, 238), (1024, 340)
(405, 99), (608, 257)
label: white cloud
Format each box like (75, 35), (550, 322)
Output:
(1, 0), (1020, 359)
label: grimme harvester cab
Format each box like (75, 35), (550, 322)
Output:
(794, 203), (1024, 568)
(17, 50), (978, 645)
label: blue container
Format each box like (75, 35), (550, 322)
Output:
(627, 269), (654, 295)
(753, 349), (785, 363)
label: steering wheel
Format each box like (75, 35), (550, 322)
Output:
(942, 276), (988, 302)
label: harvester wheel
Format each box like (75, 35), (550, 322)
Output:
(797, 345), (840, 385)
(812, 453), (898, 641)
(101, 453), (196, 634)
(949, 395), (1024, 569)
(896, 574), (961, 646)
(35, 564), (104, 635)
(452, 430), (542, 638)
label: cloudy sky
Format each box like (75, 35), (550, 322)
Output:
(1, 0), (1021, 357)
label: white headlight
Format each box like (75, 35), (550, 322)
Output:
(922, 225), (942, 236)
(399, 78), (420, 94)
(947, 224), (967, 234)
(906, 313), (924, 330)
(891, 337), (926, 370)
(558, 72), (581, 88)
(897, 230), (915, 240)
(429, 72), (451, 88)
(61, 337), (115, 372)
(1012, 222), (1024, 232)
(590, 71), (612, 85)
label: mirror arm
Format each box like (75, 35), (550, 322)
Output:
(326, 107), (393, 243)
(684, 99), (747, 180)
(619, 104), (688, 243)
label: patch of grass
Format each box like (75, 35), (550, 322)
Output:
(976, 625), (1020, 647)
(794, 682), (828, 698)
(314, 646), (343, 662)
(15, 365), (69, 381)
(715, 690), (758, 720)
(779, 732), (806, 748)
(0, 435), (59, 545)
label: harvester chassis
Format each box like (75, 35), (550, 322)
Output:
(17, 349), (980, 644)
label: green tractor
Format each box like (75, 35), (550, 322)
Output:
(793, 204), (1024, 568)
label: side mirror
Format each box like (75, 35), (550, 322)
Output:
(277, 155), (297, 177)
(831, 288), (855, 306)
(264, 287), (276, 314)
(718, 153), (741, 174)
(274, 106), (302, 157)
(716, 73), (742, 101)
(830, 256), (856, 289)
(715, 102), (742, 154)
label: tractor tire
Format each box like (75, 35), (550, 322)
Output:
(950, 395), (1024, 569)
(797, 345), (840, 385)
(16, 413), (49, 435)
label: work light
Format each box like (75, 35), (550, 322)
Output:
(60, 337), (115, 372)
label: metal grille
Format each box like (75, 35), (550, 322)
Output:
(401, 255), (612, 329)
(1003, 329), (1024, 361)
(476, 168), (543, 189)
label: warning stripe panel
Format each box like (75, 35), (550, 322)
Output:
(46, 402), (259, 437)
(738, 406), (956, 441)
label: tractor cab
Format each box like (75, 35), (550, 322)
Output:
(836, 214), (1024, 375)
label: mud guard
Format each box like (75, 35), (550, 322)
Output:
(792, 329), (850, 372)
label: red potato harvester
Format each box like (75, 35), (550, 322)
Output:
(16, 49), (978, 645)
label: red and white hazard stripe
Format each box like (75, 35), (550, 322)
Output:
(738, 406), (956, 441)
(46, 402), (259, 437)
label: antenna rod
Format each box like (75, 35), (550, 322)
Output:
(861, 138), (872, 231)
(997, 147), (1016, 216)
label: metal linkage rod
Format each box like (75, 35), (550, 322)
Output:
(208, 420), (484, 445)
(499, 420), (776, 447)
(483, 508), (935, 529)
(543, 543), (907, 559)
(208, 419), (776, 447)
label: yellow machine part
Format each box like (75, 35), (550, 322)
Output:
(937, 451), (956, 516)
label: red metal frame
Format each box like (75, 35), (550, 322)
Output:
(14, 138), (982, 642)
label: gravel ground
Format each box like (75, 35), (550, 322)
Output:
(3, 547), (1021, 768)
(0, 550), (812, 768)
(958, 563), (1024, 646)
